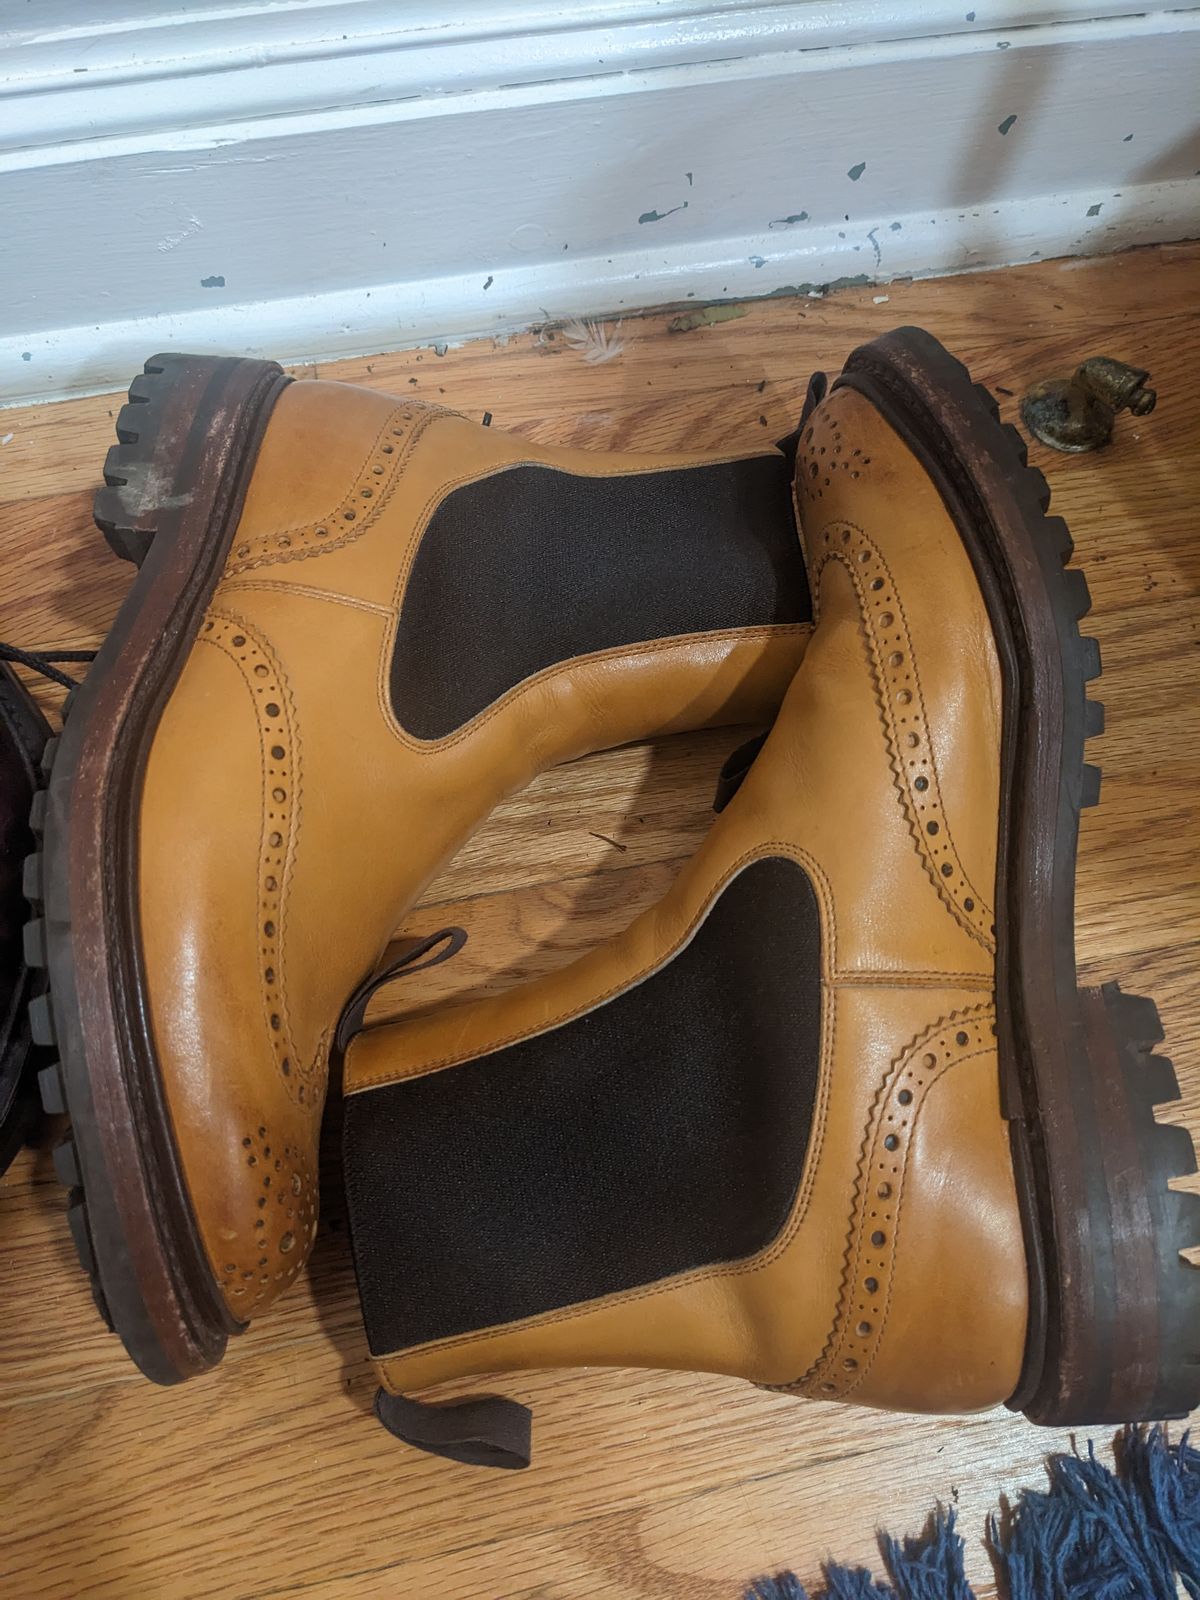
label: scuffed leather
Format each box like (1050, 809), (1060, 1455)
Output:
(137, 378), (811, 1319)
(349, 385), (1028, 1416)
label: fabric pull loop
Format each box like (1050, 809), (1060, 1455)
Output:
(373, 1388), (532, 1470)
(334, 926), (467, 1056)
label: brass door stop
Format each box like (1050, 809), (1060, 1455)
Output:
(1021, 357), (1156, 453)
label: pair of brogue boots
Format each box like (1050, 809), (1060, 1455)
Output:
(22, 328), (1197, 1468)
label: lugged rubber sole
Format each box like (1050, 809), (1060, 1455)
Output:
(837, 327), (1200, 1426)
(27, 353), (289, 1382)
(0, 666), (53, 1179)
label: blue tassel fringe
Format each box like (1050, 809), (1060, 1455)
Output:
(746, 1426), (1200, 1600)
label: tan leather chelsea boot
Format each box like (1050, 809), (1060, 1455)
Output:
(28, 356), (813, 1382)
(340, 328), (1199, 1467)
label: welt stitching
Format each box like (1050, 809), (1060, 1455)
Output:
(349, 839), (837, 1091)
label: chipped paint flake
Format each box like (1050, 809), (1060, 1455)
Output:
(1087, 203), (1103, 216)
(769, 212), (809, 230)
(847, 162), (867, 182)
(639, 203), (688, 224)
(200, 274), (225, 288)
(771, 275), (873, 302)
(998, 115), (1018, 136)
(823, 274), (871, 291)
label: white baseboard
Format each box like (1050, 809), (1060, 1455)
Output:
(3, 2), (1199, 405)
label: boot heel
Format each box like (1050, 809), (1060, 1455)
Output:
(1019, 983), (1200, 1426)
(92, 352), (273, 566)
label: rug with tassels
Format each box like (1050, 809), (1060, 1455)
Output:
(745, 1427), (1199, 1600)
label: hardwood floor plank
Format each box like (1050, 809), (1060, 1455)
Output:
(1, 243), (1197, 1598)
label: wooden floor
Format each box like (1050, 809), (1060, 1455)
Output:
(2, 244), (1198, 1599)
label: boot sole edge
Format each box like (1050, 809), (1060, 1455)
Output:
(838, 327), (1200, 1426)
(32, 352), (289, 1383)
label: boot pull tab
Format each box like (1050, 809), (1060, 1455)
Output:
(341, 928), (532, 1471)
(713, 730), (769, 813)
(799, 369), (829, 428)
(334, 926), (467, 1056)
(374, 1387), (532, 1470)
(775, 370), (829, 471)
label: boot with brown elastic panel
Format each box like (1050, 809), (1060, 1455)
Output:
(28, 358), (814, 1383)
(340, 328), (1200, 1468)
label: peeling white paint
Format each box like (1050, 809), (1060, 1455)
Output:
(156, 213), (203, 252)
(1, 2), (1186, 159)
(1, 3), (1198, 404)
(112, 460), (194, 515)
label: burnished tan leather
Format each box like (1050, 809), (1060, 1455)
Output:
(346, 384), (1029, 1415)
(137, 378), (810, 1319)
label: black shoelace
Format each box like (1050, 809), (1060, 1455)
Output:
(333, 926), (468, 1056)
(0, 643), (96, 692)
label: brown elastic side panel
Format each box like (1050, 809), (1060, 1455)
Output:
(390, 456), (810, 738)
(344, 856), (822, 1357)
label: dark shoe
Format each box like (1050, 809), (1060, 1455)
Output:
(0, 647), (90, 1175)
